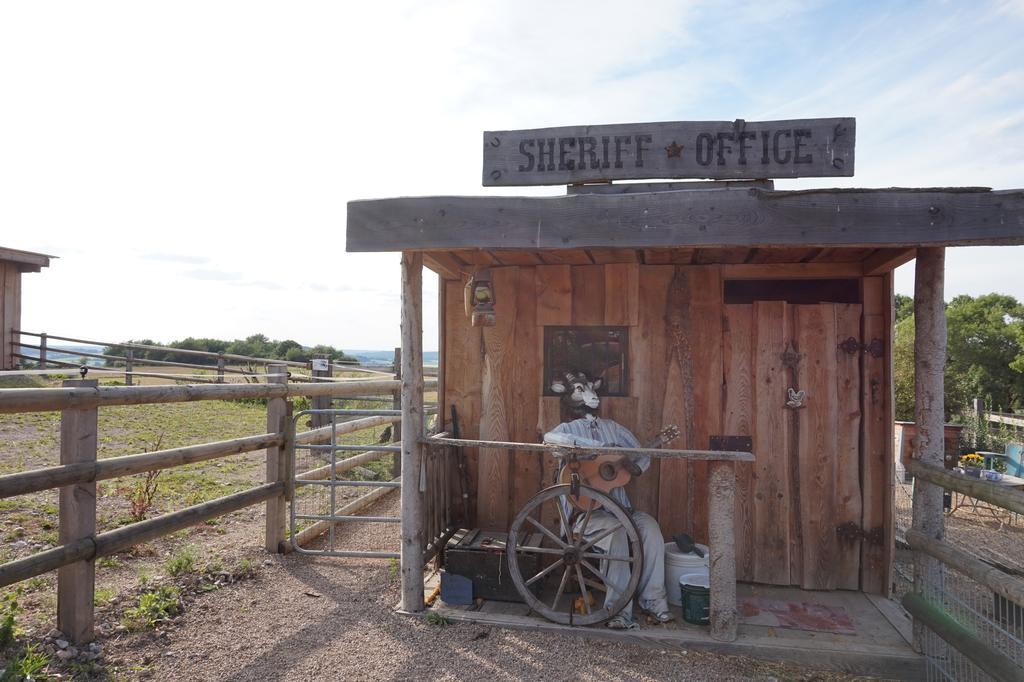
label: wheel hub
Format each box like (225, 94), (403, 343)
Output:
(562, 546), (581, 566)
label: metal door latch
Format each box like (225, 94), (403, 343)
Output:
(839, 337), (884, 358)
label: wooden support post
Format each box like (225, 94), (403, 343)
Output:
(57, 378), (97, 645)
(311, 353), (330, 428)
(400, 253), (425, 612)
(265, 364), (289, 553)
(216, 354), (225, 384)
(910, 247), (947, 653)
(708, 460), (738, 642)
(125, 348), (134, 386)
(39, 332), (47, 370)
(391, 346), (402, 479)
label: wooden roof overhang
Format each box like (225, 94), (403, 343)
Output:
(346, 186), (1024, 279)
(0, 247), (53, 274)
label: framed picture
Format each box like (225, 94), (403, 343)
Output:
(543, 326), (628, 396)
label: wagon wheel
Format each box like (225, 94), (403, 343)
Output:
(506, 484), (643, 626)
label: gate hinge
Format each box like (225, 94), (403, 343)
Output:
(836, 522), (884, 545)
(838, 337), (884, 358)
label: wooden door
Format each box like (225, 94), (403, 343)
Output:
(726, 301), (863, 590)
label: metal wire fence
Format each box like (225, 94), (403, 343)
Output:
(894, 458), (1024, 680)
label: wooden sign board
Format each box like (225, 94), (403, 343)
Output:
(483, 117), (855, 187)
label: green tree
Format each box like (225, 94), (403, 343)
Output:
(894, 294), (914, 323)
(893, 293), (1024, 420)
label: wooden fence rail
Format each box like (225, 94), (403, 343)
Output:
(905, 458), (1024, 515)
(0, 376), (435, 645)
(13, 330), (436, 379)
(0, 379), (414, 413)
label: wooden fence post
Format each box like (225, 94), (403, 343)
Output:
(391, 347), (402, 478)
(265, 364), (289, 553)
(216, 354), (225, 384)
(58, 378), (98, 645)
(399, 253), (425, 612)
(39, 332), (47, 370)
(311, 353), (330, 429)
(125, 348), (134, 386)
(708, 460), (738, 642)
(911, 247), (947, 653)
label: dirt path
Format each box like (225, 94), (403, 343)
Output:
(104, 494), (849, 681)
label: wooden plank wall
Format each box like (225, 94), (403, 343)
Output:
(441, 264), (893, 594)
(0, 263), (22, 370)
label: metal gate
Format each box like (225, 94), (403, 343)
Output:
(290, 408), (401, 558)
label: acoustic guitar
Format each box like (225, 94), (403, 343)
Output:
(558, 425), (680, 510)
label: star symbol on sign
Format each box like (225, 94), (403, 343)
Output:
(665, 141), (684, 158)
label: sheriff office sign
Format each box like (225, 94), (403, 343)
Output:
(482, 117), (855, 186)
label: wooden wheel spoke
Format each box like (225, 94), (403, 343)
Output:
(551, 565), (572, 612)
(525, 516), (569, 549)
(525, 558), (565, 587)
(580, 523), (622, 551)
(516, 545), (564, 556)
(575, 564), (592, 615)
(555, 497), (571, 537)
(581, 559), (627, 594)
(582, 551), (635, 563)
(576, 501), (595, 542)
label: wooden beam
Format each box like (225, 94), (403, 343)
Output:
(862, 248), (917, 275)
(400, 252), (426, 612)
(57, 379), (97, 645)
(346, 188), (1024, 252)
(568, 180), (774, 195)
(264, 365), (288, 553)
(0, 379), (436, 414)
(708, 461), (738, 642)
(0, 246), (51, 268)
(910, 247), (946, 653)
(905, 528), (1024, 608)
(906, 459), (1024, 516)
(423, 252), (463, 280)
(0, 433), (284, 499)
(424, 436), (754, 461)
(721, 263), (863, 279)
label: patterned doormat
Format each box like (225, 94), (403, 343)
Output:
(738, 598), (857, 635)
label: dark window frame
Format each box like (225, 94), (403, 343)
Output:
(542, 325), (629, 397)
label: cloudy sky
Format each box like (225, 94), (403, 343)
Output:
(2, 1), (1023, 351)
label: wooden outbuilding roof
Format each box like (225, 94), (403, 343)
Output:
(0, 247), (54, 273)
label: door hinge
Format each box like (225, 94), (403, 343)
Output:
(836, 522), (884, 545)
(838, 337), (884, 358)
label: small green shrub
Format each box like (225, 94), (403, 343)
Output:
(0, 590), (23, 649)
(165, 545), (198, 577)
(3, 643), (49, 679)
(94, 587), (116, 607)
(426, 612), (450, 626)
(235, 559), (254, 577)
(123, 585), (180, 630)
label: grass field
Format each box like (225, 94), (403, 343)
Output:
(0, 371), (409, 676)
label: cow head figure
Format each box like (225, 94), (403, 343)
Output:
(550, 371), (603, 416)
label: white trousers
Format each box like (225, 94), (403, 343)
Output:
(574, 510), (668, 619)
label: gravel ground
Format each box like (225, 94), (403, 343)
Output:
(106, 494), (855, 682)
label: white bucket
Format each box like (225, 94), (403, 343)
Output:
(664, 541), (709, 606)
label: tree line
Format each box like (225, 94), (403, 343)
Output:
(102, 334), (357, 366)
(894, 292), (1024, 421)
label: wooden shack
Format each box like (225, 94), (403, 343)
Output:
(0, 247), (52, 370)
(346, 117), (1024, 673)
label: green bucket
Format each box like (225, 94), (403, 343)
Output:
(679, 572), (710, 625)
